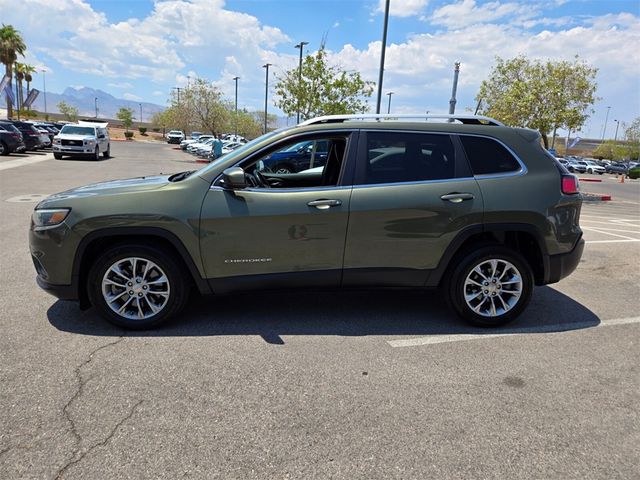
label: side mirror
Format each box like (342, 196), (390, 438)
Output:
(98, 134), (105, 139)
(222, 167), (247, 189)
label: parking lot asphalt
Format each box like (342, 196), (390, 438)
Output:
(1, 143), (639, 479)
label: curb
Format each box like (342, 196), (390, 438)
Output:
(578, 178), (602, 183)
(582, 193), (612, 202)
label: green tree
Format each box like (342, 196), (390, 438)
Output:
(624, 117), (640, 160)
(274, 46), (374, 121)
(57, 101), (78, 122)
(592, 141), (614, 160)
(254, 111), (279, 133)
(477, 55), (598, 148)
(116, 107), (135, 131)
(0, 24), (26, 118)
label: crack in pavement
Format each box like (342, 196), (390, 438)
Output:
(54, 336), (128, 480)
(54, 400), (143, 480)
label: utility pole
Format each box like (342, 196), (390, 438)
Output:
(386, 92), (393, 114)
(233, 76), (240, 136)
(614, 119), (620, 142)
(448, 62), (461, 121)
(263, 63), (271, 134)
(294, 41), (308, 123)
(376, 0), (390, 114)
(94, 97), (98, 118)
(601, 106), (611, 141)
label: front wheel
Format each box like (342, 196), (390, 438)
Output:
(87, 244), (190, 329)
(103, 144), (110, 158)
(0, 141), (8, 156)
(53, 153), (63, 159)
(587, 168), (593, 174)
(445, 246), (533, 327)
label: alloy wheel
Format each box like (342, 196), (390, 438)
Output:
(463, 259), (523, 317)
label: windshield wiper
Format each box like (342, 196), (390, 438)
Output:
(168, 170), (196, 182)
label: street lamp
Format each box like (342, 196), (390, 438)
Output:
(294, 41), (308, 123)
(94, 97), (98, 118)
(386, 91), (393, 114)
(376, 0), (391, 114)
(139, 103), (143, 124)
(263, 63), (272, 135)
(601, 106), (611, 141)
(233, 76), (240, 136)
(614, 119), (620, 142)
(41, 68), (47, 116)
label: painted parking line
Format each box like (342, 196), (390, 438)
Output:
(387, 316), (640, 348)
(0, 155), (52, 171)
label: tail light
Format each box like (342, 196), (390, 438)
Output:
(561, 174), (580, 195)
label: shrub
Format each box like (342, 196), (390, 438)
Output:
(139, 127), (147, 135)
(628, 166), (640, 179)
(152, 128), (160, 132)
(124, 131), (134, 140)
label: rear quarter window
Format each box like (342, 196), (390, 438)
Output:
(460, 135), (521, 175)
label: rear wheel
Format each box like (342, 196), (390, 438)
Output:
(272, 164), (293, 174)
(93, 147), (100, 161)
(88, 244), (190, 329)
(53, 153), (63, 159)
(445, 245), (533, 327)
(103, 144), (110, 158)
(587, 168), (593, 174)
(0, 141), (8, 156)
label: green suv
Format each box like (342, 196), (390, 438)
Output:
(30, 114), (584, 329)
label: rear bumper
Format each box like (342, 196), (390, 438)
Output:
(545, 236), (585, 284)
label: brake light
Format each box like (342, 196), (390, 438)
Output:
(561, 174), (580, 195)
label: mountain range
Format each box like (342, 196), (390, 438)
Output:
(29, 87), (166, 121)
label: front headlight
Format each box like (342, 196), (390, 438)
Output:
(53, 138), (61, 145)
(32, 208), (71, 230)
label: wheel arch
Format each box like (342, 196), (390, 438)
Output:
(73, 227), (211, 309)
(427, 224), (549, 287)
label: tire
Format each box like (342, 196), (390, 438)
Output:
(587, 168), (593, 174)
(0, 141), (8, 156)
(87, 244), (190, 329)
(94, 147), (100, 161)
(103, 144), (110, 158)
(444, 245), (533, 327)
(273, 164), (293, 174)
(53, 153), (63, 160)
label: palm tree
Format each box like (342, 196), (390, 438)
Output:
(23, 63), (36, 97)
(14, 62), (25, 113)
(0, 24), (26, 119)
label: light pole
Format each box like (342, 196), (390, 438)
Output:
(172, 87), (182, 104)
(614, 119), (620, 142)
(376, 0), (391, 114)
(94, 97), (98, 118)
(233, 76), (240, 136)
(601, 106), (611, 141)
(448, 62), (461, 121)
(139, 103), (143, 124)
(263, 63), (272, 134)
(41, 68), (47, 117)
(386, 92), (393, 114)
(294, 41), (308, 123)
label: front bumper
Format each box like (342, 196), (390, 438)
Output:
(53, 145), (96, 155)
(36, 275), (78, 301)
(546, 236), (585, 284)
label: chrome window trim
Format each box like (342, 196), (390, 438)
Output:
(351, 176), (475, 190)
(209, 184), (352, 193)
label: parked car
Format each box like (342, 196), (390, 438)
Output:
(261, 139), (329, 174)
(52, 121), (110, 160)
(566, 161), (587, 173)
(9, 121), (44, 151)
(166, 130), (185, 144)
(605, 162), (628, 174)
(0, 121), (26, 155)
(583, 160), (605, 175)
(30, 113), (584, 330)
(186, 135), (214, 153)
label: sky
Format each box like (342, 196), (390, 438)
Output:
(1, 0), (639, 137)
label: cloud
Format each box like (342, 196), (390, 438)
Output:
(123, 93), (142, 101)
(152, 90), (165, 96)
(108, 82), (134, 89)
(430, 0), (536, 29)
(375, 0), (430, 17)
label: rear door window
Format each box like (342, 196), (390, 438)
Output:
(459, 135), (521, 175)
(358, 132), (456, 185)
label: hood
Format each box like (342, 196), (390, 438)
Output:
(55, 133), (96, 140)
(37, 175), (171, 207)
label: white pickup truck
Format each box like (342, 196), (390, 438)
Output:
(52, 121), (110, 160)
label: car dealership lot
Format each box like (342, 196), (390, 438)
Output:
(1, 143), (639, 479)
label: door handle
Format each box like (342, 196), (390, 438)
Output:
(307, 199), (342, 210)
(440, 193), (475, 203)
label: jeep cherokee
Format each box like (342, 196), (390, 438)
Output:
(30, 114), (584, 329)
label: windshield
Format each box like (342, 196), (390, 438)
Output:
(60, 126), (96, 136)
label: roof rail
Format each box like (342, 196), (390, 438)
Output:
(299, 113), (504, 127)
